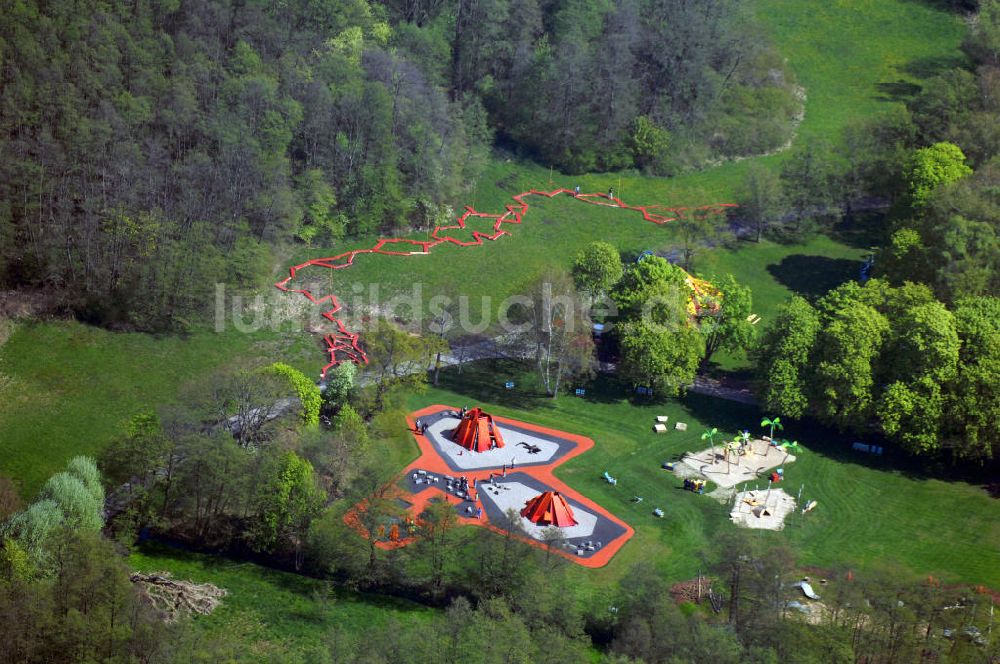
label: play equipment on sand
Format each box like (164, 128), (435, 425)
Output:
(794, 580), (821, 600)
(684, 478), (706, 493)
(520, 491), (578, 527)
(452, 407), (506, 452)
(275, 188), (736, 376)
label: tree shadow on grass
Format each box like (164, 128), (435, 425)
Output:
(898, 53), (971, 79)
(829, 210), (888, 250)
(895, 0), (976, 16)
(767, 255), (862, 300)
(676, 395), (906, 475)
(434, 359), (551, 411)
(875, 80), (923, 103)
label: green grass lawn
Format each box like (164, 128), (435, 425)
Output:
(0, 320), (320, 498)
(129, 543), (436, 662)
(408, 362), (1000, 591)
(292, 183), (862, 308)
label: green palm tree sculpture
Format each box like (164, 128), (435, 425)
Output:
(738, 429), (752, 456)
(761, 416), (783, 441)
(701, 427), (719, 463)
(779, 439), (800, 464)
(726, 437), (742, 473)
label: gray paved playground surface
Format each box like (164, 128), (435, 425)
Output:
(417, 408), (578, 472)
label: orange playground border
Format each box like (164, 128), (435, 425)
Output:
(276, 188), (735, 377)
(344, 405), (635, 568)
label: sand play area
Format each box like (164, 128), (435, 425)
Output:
(730, 488), (797, 530)
(678, 438), (796, 488)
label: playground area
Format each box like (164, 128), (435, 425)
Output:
(345, 404), (634, 567)
(729, 488), (797, 530)
(677, 437), (796, 489)
(419, 410), (571, 470)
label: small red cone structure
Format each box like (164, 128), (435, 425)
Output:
(520, 491), (577, 528)
(453, 407), (506, 452)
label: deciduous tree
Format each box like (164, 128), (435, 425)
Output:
(754, 296), (819, 419)
(700, 274), (755, 365)
(906, 141), (972, 208)
(572, 241), (624, 301)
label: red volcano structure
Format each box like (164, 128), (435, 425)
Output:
(520, 491), (578, 528)
(452, 407), (506, 452)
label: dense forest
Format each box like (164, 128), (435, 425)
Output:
(0, 0), (797, 330)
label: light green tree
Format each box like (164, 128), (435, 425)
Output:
(0, 537), (32, 581)
(629, 115), (671, 172)
(4, 500), (64, 569)
(906, 142), (972, 208)
(811, 302), (890, 430)
(946, 297), (1000, 461)
(571, 241), (624, 301)
(249, 451), (325, 567)
(267, 362), (322, 426)
(295, 168), (345, 245)
(878, 379), (945, 454)
(618, 320), (703, 397)
(754, 297), (820, 419)
(66, 456), (104, 506)
(700, 274), (755, 365)
(39, 472), (103, 532)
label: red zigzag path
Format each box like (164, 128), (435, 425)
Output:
(275, 187), (736, 377)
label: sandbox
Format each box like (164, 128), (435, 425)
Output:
(729, 488), (796, 530)
(678, 438), (796, 488)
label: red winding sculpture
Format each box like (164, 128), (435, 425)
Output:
(275, 188), (736, 377)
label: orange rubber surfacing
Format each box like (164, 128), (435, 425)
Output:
(344, 405), (635, 568)
(275, 188), (735, 377)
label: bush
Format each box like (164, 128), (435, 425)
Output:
(266, 363), (322, 427)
